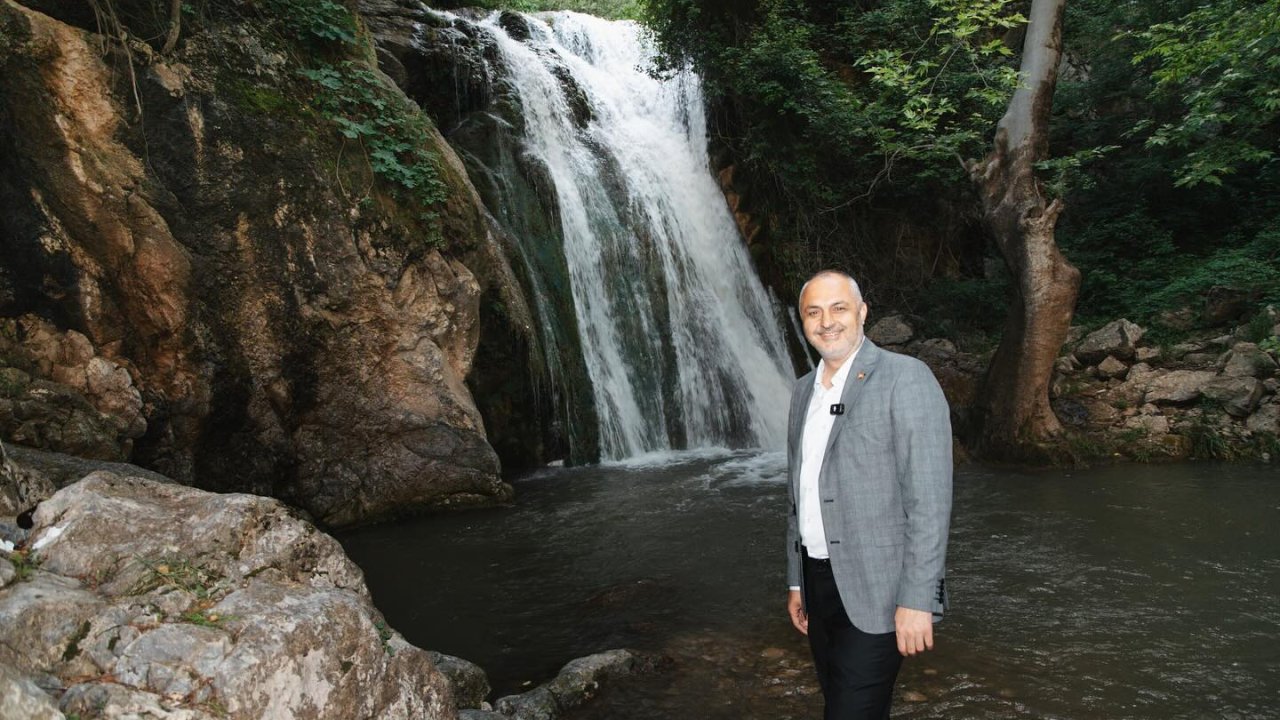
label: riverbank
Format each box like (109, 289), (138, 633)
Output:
(0, 448), (668, 719)
(866, 308), (1280, 464)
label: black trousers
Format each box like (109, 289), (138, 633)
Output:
(803, 552), (903, 720)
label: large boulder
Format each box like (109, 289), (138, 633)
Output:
(0, 1), (518, 524)
(0, 472), (458, 719)
(1074, 319), (1144, 365)
(1221, 342), (1278, 378)
(866, 315), (914, 346)
(1202, 377), (1264, 418)
(1140, 370), (1218, 405)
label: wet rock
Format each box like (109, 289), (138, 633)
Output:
(1074, 319), (1144, 364)
(1096, 356), (1129, 380)
(1202, 377), (1264, 418)
(901, 689), (928, 702)
(498, 10), (533, 41)
(1142, 370), (1217, 405)
(0, 472), (456, 719)
(494, 649), (663, 720)
(428, 650), (491, 709)
(460, 710), (506, 720)
(1221, 343), (1278, 378)
(1054, 355), (1080, 374)
(866, 315), (913, 346)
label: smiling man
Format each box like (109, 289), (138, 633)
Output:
(785, 270), (953, 719)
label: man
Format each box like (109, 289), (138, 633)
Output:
(785, 270), (952, 719)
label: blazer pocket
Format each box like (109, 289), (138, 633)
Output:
(868, 522), (907, 547)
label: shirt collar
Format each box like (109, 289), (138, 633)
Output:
(813, 339), (863, 392)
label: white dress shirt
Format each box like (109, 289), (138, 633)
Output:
(798, 343), (861, 560)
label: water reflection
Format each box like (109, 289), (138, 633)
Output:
(339, 457), (1280, 718)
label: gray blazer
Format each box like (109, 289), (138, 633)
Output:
(786, 340), (952, 634)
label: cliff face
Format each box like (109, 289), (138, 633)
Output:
(0, 0), (518, 526)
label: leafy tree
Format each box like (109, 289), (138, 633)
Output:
(1133, 0), (1280, 188)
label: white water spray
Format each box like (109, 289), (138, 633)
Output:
(478, 12), (794, 459)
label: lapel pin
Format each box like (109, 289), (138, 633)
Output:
(857, 372), (866, 381)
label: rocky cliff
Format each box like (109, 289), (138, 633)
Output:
(0, 0), (524, 525)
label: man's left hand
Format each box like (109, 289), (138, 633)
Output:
(894, 606), (934, 656)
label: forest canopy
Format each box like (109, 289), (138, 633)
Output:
(638, 0), (1280, 339)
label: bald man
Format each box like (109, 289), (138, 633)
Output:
(785, 270), (952, 719)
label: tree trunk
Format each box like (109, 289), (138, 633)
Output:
(967, 0), (1080, 459)
(161, 0), (182, 54)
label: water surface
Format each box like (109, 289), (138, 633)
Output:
(340, 456), (1279, 718)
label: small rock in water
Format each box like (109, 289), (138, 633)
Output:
(901, 689), (928, 702)
(922, 667), (938, 676)
(760, 647), (786, 659)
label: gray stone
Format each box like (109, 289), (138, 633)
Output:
(1142, 370), (1218, 405)
(1075, 319), (1145, 364)
(1203, 377), (1264, 417)
(1221, 343), (1278, 378)
(914, 338), (958, 365)
(1054, 356), (1079, 374)
(459, 711), (506, 720)
(494, 649), (660, 720)
(1123, 414), (1170, 435)
(1135, 346), (1162, 363)
(427, 651), (491, 709)
(866, 315), (914, 346)
(1096, 356), (1129, 380)
(1266, 379), (1279, 395)
(1246, 403), (1280, 434)
(1182, 352), (1219, 368)
(1, 472), (457, 720)
(0, 661), (62, 720)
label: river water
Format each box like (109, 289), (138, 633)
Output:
(340, 455), (1279, 719)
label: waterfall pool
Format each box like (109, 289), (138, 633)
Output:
(339, 454), (1279, 719)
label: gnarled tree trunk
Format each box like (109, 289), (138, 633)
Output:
(967, 0), (1080, 459)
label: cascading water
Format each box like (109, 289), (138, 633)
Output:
(442, 11), (795, 461)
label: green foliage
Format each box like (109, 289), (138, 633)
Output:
(1051, 0), (1280, 331)
(262, 0), (357, 46)
(1131, 0), (1280, 188)
(374, 619), (395, 655)
(181, 609), (234, 628)
(6, 549), (40, 582)
(62, 620), (92, 662)
(1187, 413), (1235, 460)
(641, 0), (1020, 277)
(299, 62), (450, 244)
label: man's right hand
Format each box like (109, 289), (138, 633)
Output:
(787, 590), (808, 635)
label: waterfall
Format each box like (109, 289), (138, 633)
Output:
(463, 12), (795, 460)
